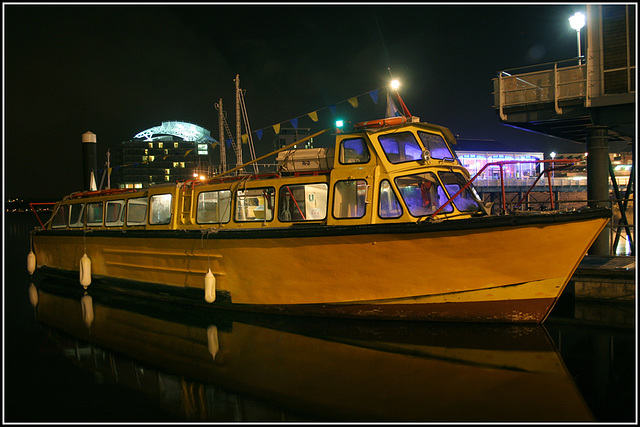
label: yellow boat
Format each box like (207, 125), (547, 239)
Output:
(29, 117), (610, 323)
(30, 277), (594, 421)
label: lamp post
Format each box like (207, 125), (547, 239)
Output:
(550, 151), (556, 180)
(569, 12), (586, 64)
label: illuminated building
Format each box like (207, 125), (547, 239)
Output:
(111, 121), (217, 189)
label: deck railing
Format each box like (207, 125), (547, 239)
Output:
(432, 159), (578, 217)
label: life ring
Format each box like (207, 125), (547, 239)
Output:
(354, 116), (410, 129)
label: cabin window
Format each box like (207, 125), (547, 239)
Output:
(438, 171), (484, 213)
(278, 183), (328, 221)
(105, 200), (125, 226)
(69, 204), (85, 228)
(378, 180), (403, 219)
(149, 194), (173, 225)
(379, 132), (423, 164)
(197, 190), (232, 224)
(126, 197), (148, 226)
(51, 204), (69, 228)
(418, 132), (454, 160)
(339, 138), (370, 164)
(86, 202), (104, 226)
(395, 173), (453, 216)
(333, 180), (367, 219)
(235, 188), (275, 222)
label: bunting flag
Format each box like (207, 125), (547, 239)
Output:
(386, 91), (403, 118)
(184, 148), (194, 156)
(242, 134), (248, 145)
(369, 89), (379, 104)
(226, 86), (385, 138)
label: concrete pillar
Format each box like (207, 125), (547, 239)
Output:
(82, 131), (98, 191)
(586, 126), (610, 255)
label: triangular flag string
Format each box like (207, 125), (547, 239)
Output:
(245, 86), (385, 142)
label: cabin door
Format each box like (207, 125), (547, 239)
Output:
(329, 135), (377, 224)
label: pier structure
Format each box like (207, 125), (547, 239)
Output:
(492, 4), (635, 257)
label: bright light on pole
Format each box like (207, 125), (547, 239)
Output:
(550, 151), (556, 180)
(569, 12), (586, 63)
(391, 79), (400, 90)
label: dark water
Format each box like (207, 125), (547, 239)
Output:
(4, 213), (637, 422)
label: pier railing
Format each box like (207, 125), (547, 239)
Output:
(432, 158), (634, 256)
(432, 158), (577, 217)
(493, 59), (586, 119)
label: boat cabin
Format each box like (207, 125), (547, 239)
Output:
(46, 120), (487, 232)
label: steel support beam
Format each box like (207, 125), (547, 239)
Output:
(586, 126), (611, 255)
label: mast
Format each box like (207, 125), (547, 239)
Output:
(106, 148), (111, 189)
(234, 74), (243, 172)
(217, 98), (226, 173)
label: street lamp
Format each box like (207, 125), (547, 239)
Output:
(550, 151), (556, 180)
(569, 12), (586, 64)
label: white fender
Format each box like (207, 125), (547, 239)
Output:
(81, 294), (94, 327)
(79, 253), (92, 288)
(204, 269), (216, 303)
(207, 325), (219, 360)
(27, 251), (36, 275)
(28, 283), (38, 307)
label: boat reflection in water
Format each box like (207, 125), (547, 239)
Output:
(29, 276), (594, 422)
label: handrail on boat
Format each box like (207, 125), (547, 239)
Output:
(430, 159), (578, 217)
(206, 128), (331, 182)
(29, 202), (56, 228)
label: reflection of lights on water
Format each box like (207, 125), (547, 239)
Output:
(615, 236), (632, 256)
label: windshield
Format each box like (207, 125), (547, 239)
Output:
(379, 132), (423, 164)
(438, 171), (484, 213)
(395, 172), (453, 216)
(418, 131), (454, 160)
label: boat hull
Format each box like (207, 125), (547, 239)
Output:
(32, 209), (610, 323)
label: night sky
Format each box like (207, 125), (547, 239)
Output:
(4, 3), (588, 199)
